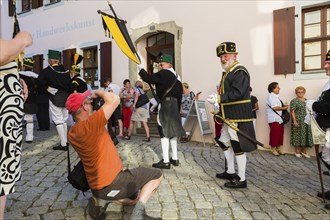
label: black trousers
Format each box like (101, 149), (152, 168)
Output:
(36, 103), (50, 130)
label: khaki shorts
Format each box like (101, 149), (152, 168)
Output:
(91, 167), (162, 201)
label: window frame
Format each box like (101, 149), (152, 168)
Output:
(15, 0), (32, 15)
(301, 5), (330, 72)
(44, 0), (61, 7)
(294, 0), (330, 80)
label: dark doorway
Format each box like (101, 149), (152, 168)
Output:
(146, 32), (174, 73)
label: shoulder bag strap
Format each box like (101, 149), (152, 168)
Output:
(67, 145), (72, 174)
(162, 73), (178, 100)
(267, 104), (281, 117)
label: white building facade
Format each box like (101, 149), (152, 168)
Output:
(1, 0), (329, 154)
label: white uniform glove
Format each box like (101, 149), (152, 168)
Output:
(137, 64), (144, 71)
(47, 86), (58, 95)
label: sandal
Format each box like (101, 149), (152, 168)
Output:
(124, 136), (131, 140)
(180, 136), (188, 143)
(144, 137), (150, 142)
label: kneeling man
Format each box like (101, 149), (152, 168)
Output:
(66, 90), (163, 220)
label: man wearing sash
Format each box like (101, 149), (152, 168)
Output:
(313, 50), (330, 209)
(215, 42), (257, 188)
(138, 54), (185, 169)
(38, 50), (73, 151)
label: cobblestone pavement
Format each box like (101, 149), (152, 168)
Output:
(5, 125), (330, 220)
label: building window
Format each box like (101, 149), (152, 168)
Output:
(302, 5), (330, 72)
(14, 0), (31, 14)
(83, 47), (98, 87)
(21, 0), (31, 12)
(44, 0), (61, 6)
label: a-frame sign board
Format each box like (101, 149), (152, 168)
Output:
(183, 100), (213, 147)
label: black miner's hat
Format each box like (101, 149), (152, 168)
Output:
(216, 42), (238, 57)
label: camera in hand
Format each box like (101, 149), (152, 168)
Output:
(92, 97), (105, 111)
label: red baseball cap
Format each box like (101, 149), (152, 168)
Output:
(66, 90), (91, 114)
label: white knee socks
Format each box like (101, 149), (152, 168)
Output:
(56, 124), (67, 147)
(235, 153), (246, 181)
(223, 147), (235, 174)
(161, 137), (170, 163)
(170, 137), (178, 160)
(26, 122), (34, 142)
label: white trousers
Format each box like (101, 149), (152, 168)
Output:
(24, 114), (34, 142)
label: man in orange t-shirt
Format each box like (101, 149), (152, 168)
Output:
(66, 90), (163, 220)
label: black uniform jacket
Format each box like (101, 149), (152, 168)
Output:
(313, 88), (330, 128)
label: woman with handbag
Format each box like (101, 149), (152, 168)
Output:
(125, 80), (150, 141)
(266, 82), (288, 156)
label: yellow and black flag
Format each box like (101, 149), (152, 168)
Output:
(98, 1), (140, 64)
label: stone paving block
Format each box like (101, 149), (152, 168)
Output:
(173, 189), (188, 196)
(198, 186), (217, 195)
(50, 201), (70, 210)
(266, 210), (287, 219)
(177, 201), (195, 210)
(194, 201), (213, 209)
(280, 209), (302, 218)
(175, 194), (190, 202)
(42, 210), (65, 220)
(9, 201), (33, 212)
(213, 210), (232, 220)
(218, 194), (236, 203)
(162, 210), (179, 219)
(21, 214), (41, 220)
(162, 202), (178, 211)
(58, 190), (77, 201)
(289, 205), (310, 214)
(32, 199), (54, 207)
(146, 210), (162, 219)
(275, 203), (293, 211)
(232, 208), (254, 219)
(304, 204), (328, 214)
(39, 192), (59, 201)
(26, 205), (49, 216)
(159, 194), (176, 202)
(196, 208), (214, 218)
(179, 209), (198, 219)
(72, 199), (88, 208)
(304, 213), (330, 220)
(204, 194), (221, 202)
(241, 202), (261, 212)
(251, 211), (271, 220)
(4, 210), (24, 220)
(228, 202), (244, 211)
(146, 202), (162, 212)
(18, 187), (45, 201)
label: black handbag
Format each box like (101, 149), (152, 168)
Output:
(135, 88), (149, 108)
(267, 101), (291, 124)
(66, 145), (90, 193)
(281, 110), (291, 124)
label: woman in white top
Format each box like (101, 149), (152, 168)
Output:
(266, 82), (288, 156)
